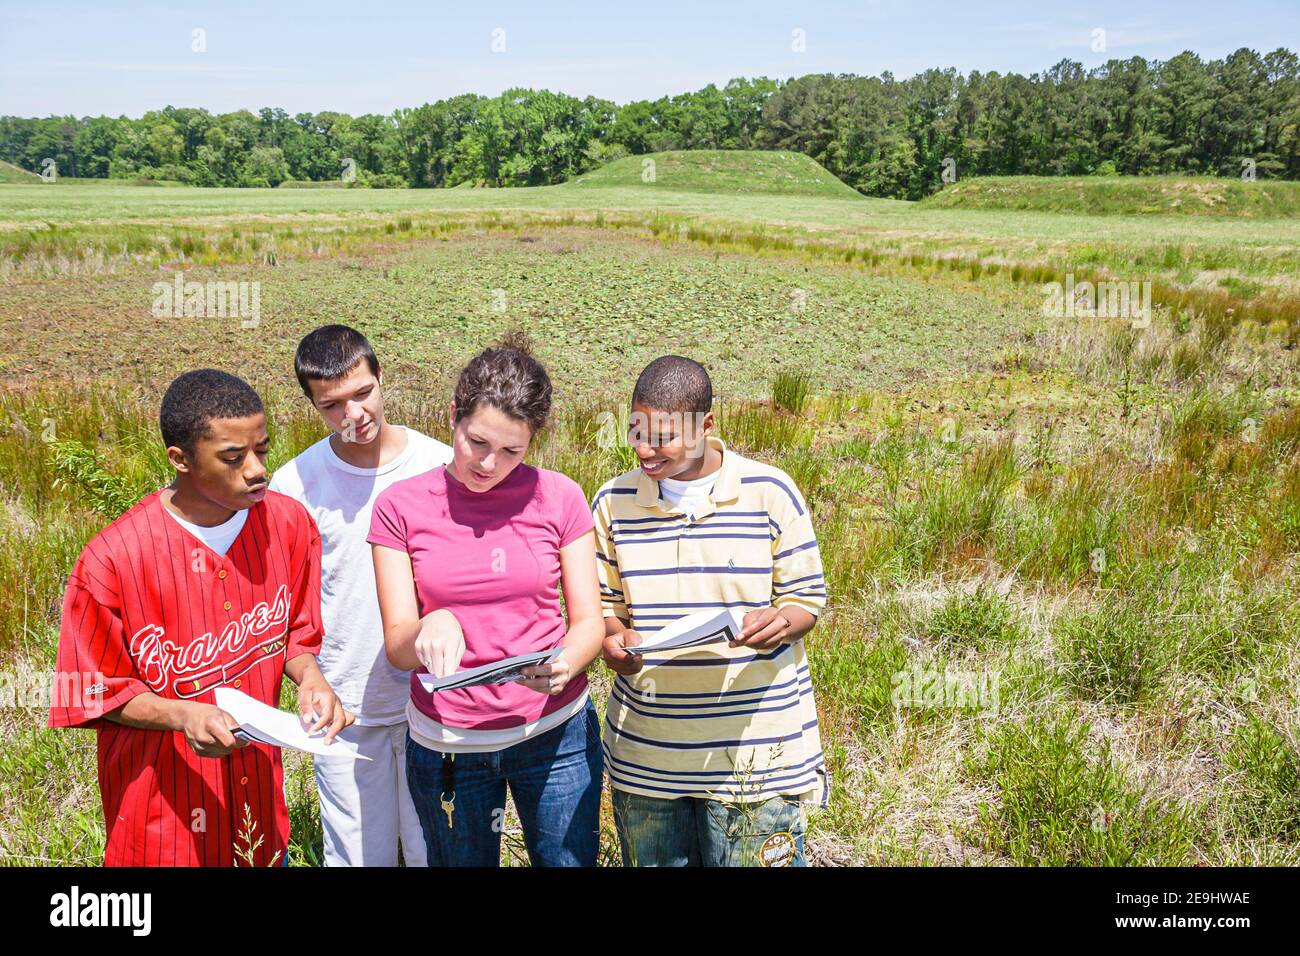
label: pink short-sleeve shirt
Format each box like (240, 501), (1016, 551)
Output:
(369, 463), (594, 730)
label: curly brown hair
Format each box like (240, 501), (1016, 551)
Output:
(453, 330), (552, 434)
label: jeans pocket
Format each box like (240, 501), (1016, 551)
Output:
(704, 795), (804, 867)
(754, 797), (804, 867)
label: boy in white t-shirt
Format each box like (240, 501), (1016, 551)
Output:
(270, 325), (452, 866)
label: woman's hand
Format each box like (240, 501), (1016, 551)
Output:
(414, 609), (466, 678)
(521, 650), (573, 696)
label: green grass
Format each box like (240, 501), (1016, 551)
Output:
(2, 364), (1297, 865)
(1, 166), (1298, 866)
(0, 158), (45, 183)
(1223, 715), (1300, 842)
(3, 178), (1295, 343)
(966, 715), (1204, 865)
(566, 149), (864, 199)
(0, 229), (1040, 401)
(278, 179), (350, 189)
(3, 158), (1299, 329)
(772, 369), (813, 415)
(925, 587), (1024, 653)
(924, 174), (1300, 218)
(0, 161), (188, 187)
(1058, 598), (1173, 706)
(0, 160), (42, 184)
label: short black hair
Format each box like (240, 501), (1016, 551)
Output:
(632, 355), (712, 415)
(160, 369), (265, 456)
(294, 324), (380, 399)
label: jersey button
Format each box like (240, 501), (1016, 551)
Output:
(240, 776), (248, 786)
(232, 678), (241, 688)
(223, 601), (232, 611)
(218, 569), (227, 580)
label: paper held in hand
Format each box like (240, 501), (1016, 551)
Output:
(417, 647), (564, 694)
(624, 608), (745, 655)
(213, 687), (370, 761)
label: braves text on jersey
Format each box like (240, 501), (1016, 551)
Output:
(48, 489), (323, 866)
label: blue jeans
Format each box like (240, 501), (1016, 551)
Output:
(405, 700), (603, 867)
(612, 788), (807, 867)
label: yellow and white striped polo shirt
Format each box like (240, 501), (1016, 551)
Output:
(592, 436), (828, 805)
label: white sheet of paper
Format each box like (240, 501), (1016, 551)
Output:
(417, 647), (563, 694)
(624, 608), (745, 655)
(213, 687), (370, 761)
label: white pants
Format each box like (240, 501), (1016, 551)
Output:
(315, 721), (427, 867)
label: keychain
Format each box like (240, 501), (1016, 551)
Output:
(440, 752), (456, 830)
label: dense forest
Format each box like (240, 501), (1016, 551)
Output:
(2, 48), (1297, 199)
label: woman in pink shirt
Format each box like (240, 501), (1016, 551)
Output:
(370, 334), (604, 866)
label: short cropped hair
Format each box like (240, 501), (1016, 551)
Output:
(294, 324), (380, 399)
(160, 369), (264, 456)
(632, 355), (712, 415)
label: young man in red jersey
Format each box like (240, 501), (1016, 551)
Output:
(49, 368), (353, 866)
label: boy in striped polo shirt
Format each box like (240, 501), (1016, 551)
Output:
(595, 356), (828, 867)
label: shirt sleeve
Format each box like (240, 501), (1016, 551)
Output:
(557, 474), (596, 548)
(285, 512), (323, 660)
(591, 488), (630, 622)
(768, 473), (827, 618)
(48, 548), (149, 729)
(367, 487), (408, 552)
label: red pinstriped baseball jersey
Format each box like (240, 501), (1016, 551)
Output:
(49, 488), (323, 867)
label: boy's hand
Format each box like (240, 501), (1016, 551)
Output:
(180, 702), (248, 758)
(603, 629), (644, 675)
(297, 677), (355, 744)
(415, 609), (466, 678)
(733, 607), (792, 650)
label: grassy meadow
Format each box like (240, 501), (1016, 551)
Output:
(921, 174), (1300, 218)
(0, 153), (1297, 866)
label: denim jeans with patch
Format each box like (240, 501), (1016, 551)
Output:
(405, 699), (603, 867)
(612, 788), (807, 867)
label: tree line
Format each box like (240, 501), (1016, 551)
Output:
(2, 48), (1296, 199)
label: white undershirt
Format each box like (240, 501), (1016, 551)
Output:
(658, 472), (719, 517)
(405, 690), (589, 754)
(162, 503), (248, 556)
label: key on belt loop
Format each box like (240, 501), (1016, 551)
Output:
(440, 752), (456, 830)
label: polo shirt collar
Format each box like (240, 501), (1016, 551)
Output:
(634, 435), (739, 512)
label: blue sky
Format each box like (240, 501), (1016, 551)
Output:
(1, 0), (1296, 117)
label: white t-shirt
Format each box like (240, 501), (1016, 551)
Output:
(269, 426), (452, 726)
(162, 504), (248, 556)
(658, 472), (719, 518)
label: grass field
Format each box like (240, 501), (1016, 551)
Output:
(568, 149), (866, 197)
(1, 152), (1297, 866)
(0, 161), (41, 185)
(2, 151), (1296, 331)
(923, 174), (1300, 218)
